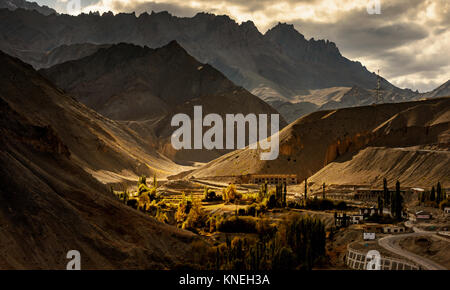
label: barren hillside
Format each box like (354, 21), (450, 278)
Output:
(0, 50), (188, 181)
(0, 51), (202, 269)
(188, 97), (450, 187)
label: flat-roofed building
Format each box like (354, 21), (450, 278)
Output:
(412, 210), (432, 222)
(248, 174), (298, 185)
(382, 225), (406, 234)
(362, 223), (384, 233)
(359, 206), (378, 217)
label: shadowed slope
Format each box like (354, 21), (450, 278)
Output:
(0, 51), (202, 269)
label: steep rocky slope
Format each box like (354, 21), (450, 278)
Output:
(0, 51), (201, 269)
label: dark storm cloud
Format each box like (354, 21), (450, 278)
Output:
(287, 0), (429, 56)
(292, 19), (429, 57)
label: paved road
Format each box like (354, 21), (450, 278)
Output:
(378, 223), (448, 270)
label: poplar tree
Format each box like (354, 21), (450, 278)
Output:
(394, 181), (403, 220)
(436, 182), (442, 204)
(322, 183), (326, 200)
(383, 178), (390, 206)
(378, 195), (383, 215)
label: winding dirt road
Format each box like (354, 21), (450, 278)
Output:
(378, 220), (448, 270)
(378, 232), (447, 270)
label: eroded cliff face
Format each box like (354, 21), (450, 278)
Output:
(279, 134), (304, 156)
(324, 131), (375, 166)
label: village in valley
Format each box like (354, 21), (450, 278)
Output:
(1, 0), (449, 273)
(112, 173), (450, 270)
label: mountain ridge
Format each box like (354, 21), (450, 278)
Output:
(40, 41), (286, 164)
(0, 8), (397, 101)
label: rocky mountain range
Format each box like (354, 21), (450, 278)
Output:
(1, 6), (448, 123)
(0, 9), (397, 100)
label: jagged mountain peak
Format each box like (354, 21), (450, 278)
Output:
(266, 22), (306, 39)
(240, 20), (259, 31)
(194, 11), (235, 24)
(270, 22), (297, 31)
(265, 21), (342, 55)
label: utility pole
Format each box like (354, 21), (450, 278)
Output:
(376, 69), (382, 104)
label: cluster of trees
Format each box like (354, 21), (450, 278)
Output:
(418, 182), (448, 208)
(112, 175), (176, 224)
(202, 186), (223, 202)
(209, 215), (326, 270)
(175, 194), (208, 232)
(254, 182), (287, 210)
(273, 183), (287, 207)
(288, 197), (347, 211)
(380, 179), (404, 220)
(113, 175), (158, 210)
(391, 181), (403, 220)
(222, 184), (242, 202)
(214, 216), (260, 233)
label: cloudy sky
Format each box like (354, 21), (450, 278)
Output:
(36, 0), (449, 92)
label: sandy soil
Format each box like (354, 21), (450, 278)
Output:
(399, 235), (450, 269)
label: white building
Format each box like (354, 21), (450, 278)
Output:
(363, 232), (376, 240)
(351, 214), (364, 224)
